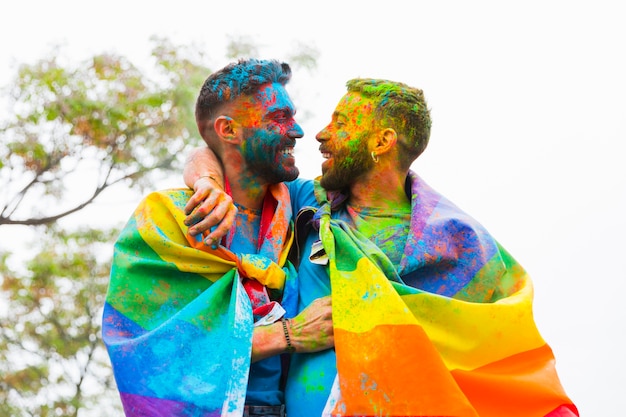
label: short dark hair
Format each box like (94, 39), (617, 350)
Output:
(346, 78), (432, 168)
(195, 58), (292, 123)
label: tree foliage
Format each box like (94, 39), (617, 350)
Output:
(0, 35), (211, 416)
(0, 36), (208, 227)
(0, 227), (121, 417)
(0, 36), (318, 416)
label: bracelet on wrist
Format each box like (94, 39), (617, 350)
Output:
(198, 175), (219, 183)
(195, 175), (222, 190)
(281, 318), (296, 354)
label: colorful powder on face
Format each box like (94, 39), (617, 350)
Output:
(232, 83), (303, 184)
(317, 93), (377, 190)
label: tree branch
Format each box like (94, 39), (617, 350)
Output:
(0, 160), (174, 227)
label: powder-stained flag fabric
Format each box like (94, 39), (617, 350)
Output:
(102, 185), (296, 416)
(312, 171), (578, 417)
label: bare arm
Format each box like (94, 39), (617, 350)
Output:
(251, 296), (334, 363)
(183, 146), (236, 247)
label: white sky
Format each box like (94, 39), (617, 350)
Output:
(2, 1), (625, 415)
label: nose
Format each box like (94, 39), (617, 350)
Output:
(316, 125), (330, 143)
(289, 122), (304, 139)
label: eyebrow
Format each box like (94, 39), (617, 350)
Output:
(267, 106), (295, 116)
(333, 111), (347, 120)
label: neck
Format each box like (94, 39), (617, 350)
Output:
(222, 152), (268, 210)
(348, 168), (410, 210)
(229, 180), (268, 210)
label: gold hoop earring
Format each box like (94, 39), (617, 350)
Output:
(371, 151), (379, 163)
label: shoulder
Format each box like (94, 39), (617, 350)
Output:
(285, 177), (314, 194)
(407, 171), (496, 243)
(285, 178), (318, 211)
(137, 188), (191, 210)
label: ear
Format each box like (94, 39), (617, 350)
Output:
(373, 128), (398, 156)
(214, 116), (241, 144)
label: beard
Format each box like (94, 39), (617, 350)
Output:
(248, 159), (299, 184)
(320, 143), (375, 191)
(242, 127), (300, 184)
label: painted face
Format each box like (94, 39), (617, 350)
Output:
(316, 92), (376, 190)
(233, 83), (304, 184)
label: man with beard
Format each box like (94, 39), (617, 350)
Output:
(102, 59), (333, 417)
(183, 78), (578, 416)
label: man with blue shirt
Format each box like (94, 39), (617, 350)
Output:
(103, 58), (333, 417)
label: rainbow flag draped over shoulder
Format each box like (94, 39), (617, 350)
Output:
(315, 172), (577, 417)
(102, 185), (295, 417)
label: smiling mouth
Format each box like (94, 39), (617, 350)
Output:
(319, 147), (331, 159)
(282, 147), (294, 157)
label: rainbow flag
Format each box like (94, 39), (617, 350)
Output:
(314, 172), (577, 417)
(102, 185), (295, 416)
